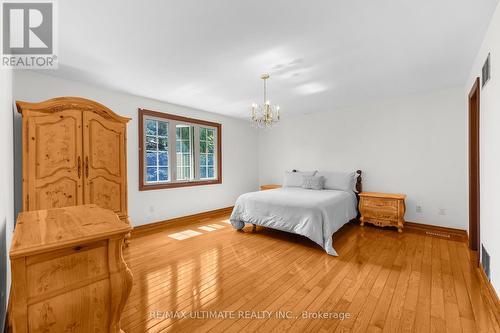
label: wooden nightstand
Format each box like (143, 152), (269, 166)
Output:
(359, 192), (406, 232)
(260, 184), (281, 191)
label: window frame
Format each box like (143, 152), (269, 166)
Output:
(139, 108), (222, 191)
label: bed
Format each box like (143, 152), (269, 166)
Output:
(230, 170), (362, 256)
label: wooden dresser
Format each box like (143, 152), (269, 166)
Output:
(260, 184), (281, 191)
(359, 192), (406, 232)
(8, 205), (133, 333)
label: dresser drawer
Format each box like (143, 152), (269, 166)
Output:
(363, 197), (398, 211)
(28, 279), (110, 333)
(26, 243), (108, 298)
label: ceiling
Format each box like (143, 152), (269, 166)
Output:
(50, 0), (498, 118)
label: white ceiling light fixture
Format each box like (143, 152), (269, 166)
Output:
(251, 73), (280, 128)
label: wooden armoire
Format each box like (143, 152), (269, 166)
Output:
(17, 97), (131, 227)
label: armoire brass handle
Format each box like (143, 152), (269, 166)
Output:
(85, 156), (89, 178)
(77, 156), (81, 178)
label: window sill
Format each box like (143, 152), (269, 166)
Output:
(139, 179), (222, 191)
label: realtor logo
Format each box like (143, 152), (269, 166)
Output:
(1, 0), (57, 68)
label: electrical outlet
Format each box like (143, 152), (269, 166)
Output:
(416, 205), (423, 213)
(438, 208), (446, 216)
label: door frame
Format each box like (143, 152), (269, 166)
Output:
(468, 77), (480, 264)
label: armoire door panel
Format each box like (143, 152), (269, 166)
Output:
(83, 112), (127, 218)
(33, 176), (80, 211)
(88, 176), (122, 213)
(27, 110), (83, 210)
(88, 119), (121, 176)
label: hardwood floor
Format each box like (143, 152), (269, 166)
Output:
(121, 213), (500, 333)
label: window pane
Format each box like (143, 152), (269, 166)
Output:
(158, 121), (168, 137)
(183, 154), (190, 166)
(146, 167), (157, 182)
(207, 129), (214, 141)
(200, 128), (206, 141)
(200, 153), (207, 166)
(200, 141), (206, 153)
(158, 137), (168, 151)
(146, 152), (157, 166)
(207, 142), (214, 153)
(200, 166), (207, 179)
(182, 141), (190, 152)
(146, 136), (157, 150)
(158, 167), (168, 181)
(146, 120), (157, 135)
(207, 154), (214, 166)
(176, 127), (181, 140)
(181, 126), (189, 139)
(158, 152), (168, 166)
(208, 167), (214, 178)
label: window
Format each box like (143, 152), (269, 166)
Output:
(139, 109), (221, 190)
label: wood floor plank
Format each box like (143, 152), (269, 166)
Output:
(120, 214), (500, 333)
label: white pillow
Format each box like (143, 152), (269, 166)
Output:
(302, 175), (325, 190)
(316, 171), (358, 192)
(283, 170), (317, 187)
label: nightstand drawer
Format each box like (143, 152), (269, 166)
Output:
(363, 197), (398, 211)
(362, 207), (398, 220)
(362, 218), (398, 228)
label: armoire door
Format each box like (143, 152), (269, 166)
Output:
(27, 110), (84, 210)
(83, 112), (128, 219)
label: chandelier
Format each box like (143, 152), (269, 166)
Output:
(251, 73), (280, 127)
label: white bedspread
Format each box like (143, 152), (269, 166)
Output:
(230, 187), (357, 256)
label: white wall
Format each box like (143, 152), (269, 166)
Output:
(0, 69), (15, 326)
(259, 87), (468, 230)
(13, 71), (259, 226)
(466, 1), (500, 293)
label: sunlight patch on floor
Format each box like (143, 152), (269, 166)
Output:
(168, 229), (203, 240)
(198, 226), (216, 232)
(208, 224), (225, 229)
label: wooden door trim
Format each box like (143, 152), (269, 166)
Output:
(468, 77), (480, 261)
